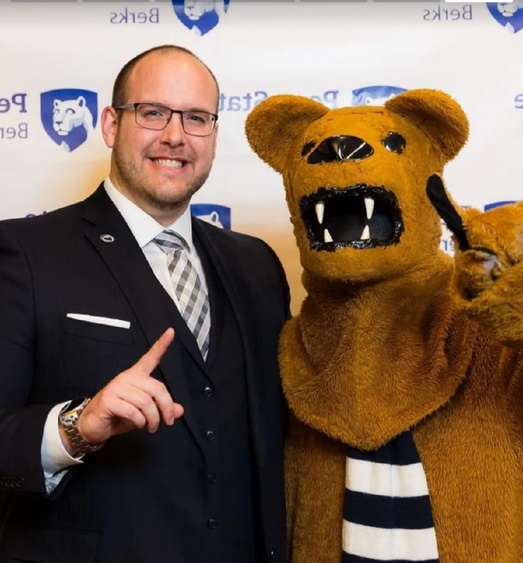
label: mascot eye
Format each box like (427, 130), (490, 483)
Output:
(382, 132), (406, 154)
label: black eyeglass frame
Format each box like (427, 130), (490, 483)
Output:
(112, 102), (219, 137)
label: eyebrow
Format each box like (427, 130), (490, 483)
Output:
(142, 102), (216, 114)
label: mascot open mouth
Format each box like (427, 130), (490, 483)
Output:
(300, 185), (404, 251)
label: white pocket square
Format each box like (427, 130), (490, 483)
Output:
(66, 314), (131, 330)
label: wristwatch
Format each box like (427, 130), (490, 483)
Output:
(59, 398), (105, 455)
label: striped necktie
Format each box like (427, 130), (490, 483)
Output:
(154, 230), (211, 360)
(342, 431), (439, 563)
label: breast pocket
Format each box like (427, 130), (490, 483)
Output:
(60, 313), (135, 346)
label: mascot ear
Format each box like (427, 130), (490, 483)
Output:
(245, 95), (329, 174)
(385, 89), (469, 163)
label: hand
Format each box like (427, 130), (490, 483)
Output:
(427, 174), (523, 345)
(66, 328), (183, 449)
(426, 174), (522, 299)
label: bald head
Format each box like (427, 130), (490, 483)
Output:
(112, 45), (220, 112)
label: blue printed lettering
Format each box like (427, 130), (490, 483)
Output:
(110, 8), (159, 24)
(322, 90), (339, 108)
(0, 93), (27, 114)
(253, 91), (268, 107)
(218, 91), (268, 112)
(0, 123), (28, 139)
(423, 5), (473, 21)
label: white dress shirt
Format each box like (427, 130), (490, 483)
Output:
(41, 178), (208, 492)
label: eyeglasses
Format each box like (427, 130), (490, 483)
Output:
(112, 102), (218, 137)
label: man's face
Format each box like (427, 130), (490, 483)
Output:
(103, 53), (218, 217)
(184, 0), (216, 20)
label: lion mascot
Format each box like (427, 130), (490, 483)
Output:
(245, 89), (523, 563)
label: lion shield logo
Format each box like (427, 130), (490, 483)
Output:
(172, 0), (230, 36)
(191, 204), (231, 230)
(40, 89), (98, 152)
(487, 2), (523, 33)
(352, 86), (408, 107)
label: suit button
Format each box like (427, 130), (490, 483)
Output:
(203, 386), (213, 397)
(269, 549), (275, 561)
(206, 430), (216, 441)
(207, 518), (218, 529)
(207, 473), (217, 484)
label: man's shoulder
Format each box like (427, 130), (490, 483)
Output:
(0, 199), (90, 256)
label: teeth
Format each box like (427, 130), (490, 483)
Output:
(364, 197), (374, 220)
(155, 159), (183, 168)
(324, 229), (334, 243)
(315, 202), (325, 225)
(360, 225), (370, 240)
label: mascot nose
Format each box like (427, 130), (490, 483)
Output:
(307, 135), (374, 164)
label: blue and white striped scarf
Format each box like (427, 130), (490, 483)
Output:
(342, 431), (439, 563)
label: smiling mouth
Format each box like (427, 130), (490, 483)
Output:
(300, 185), (404, 251)
(151, 158), (187, 169)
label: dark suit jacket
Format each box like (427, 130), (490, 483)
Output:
(0, 185), (290, 563)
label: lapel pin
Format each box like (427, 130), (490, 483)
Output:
(100, 234), (115, 243)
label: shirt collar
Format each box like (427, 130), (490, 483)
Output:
(103, 177), (194, 251)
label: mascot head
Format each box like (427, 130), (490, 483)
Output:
(245, 89), (468, 285)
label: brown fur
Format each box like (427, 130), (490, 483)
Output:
(245, 89), (523, 562)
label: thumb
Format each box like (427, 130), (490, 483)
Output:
(426, 174), (471, 252)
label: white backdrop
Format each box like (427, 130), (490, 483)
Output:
(1, 0), (522, 312)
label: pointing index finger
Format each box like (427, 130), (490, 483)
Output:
(136, 328), (175, 376)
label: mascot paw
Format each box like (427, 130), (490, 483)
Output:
(428, 174), (523, 345)
(427, 174), (523, 299)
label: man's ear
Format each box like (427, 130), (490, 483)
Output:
(101, 106), (119, 149)
(245, 95), (329, 174)
(385, 89), (469, 163)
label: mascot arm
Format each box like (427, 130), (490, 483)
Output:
(428, 175), (523, 347)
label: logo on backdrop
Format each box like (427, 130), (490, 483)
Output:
(191, 204), (231, 230)
(41, 89), (98, 152)
(172, 0), (229, 36)
(440, 201), (516, 255)
(484, 201), (516, 211)
(487, 2), (523, 33)
(352, 86), (407, 107)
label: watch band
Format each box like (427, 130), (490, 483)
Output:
(59, 398), (105, 455)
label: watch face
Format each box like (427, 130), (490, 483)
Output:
(63, 398), (87, 413)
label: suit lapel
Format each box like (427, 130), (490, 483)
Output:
(193, 219), (266, 470)
(81, 185), (205, 452)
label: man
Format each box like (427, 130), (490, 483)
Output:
(0, 45), (289, 563)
